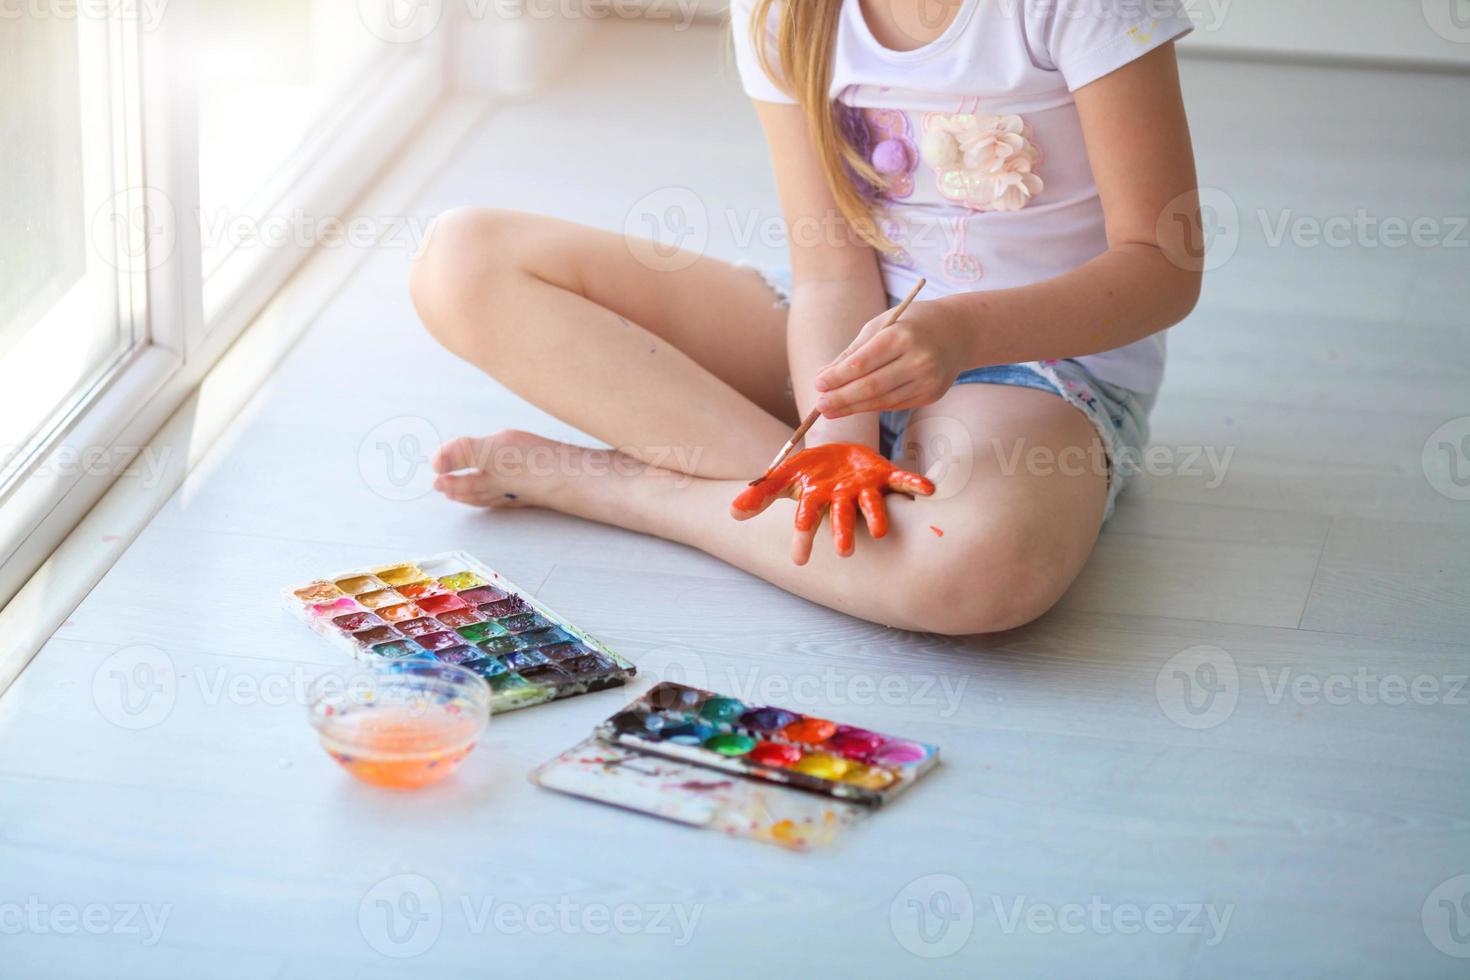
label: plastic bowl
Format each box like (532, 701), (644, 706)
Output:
(307, 661), (490, 789)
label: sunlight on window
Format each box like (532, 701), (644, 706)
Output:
(195, 0), (384, 276)
(0, 13), (132, 484)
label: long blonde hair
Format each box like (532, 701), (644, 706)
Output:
(746, 0), (893, 252)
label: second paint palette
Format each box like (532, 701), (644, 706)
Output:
(286, 552), (636, 713)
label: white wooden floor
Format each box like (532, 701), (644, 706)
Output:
(3, 21), (1469, 980)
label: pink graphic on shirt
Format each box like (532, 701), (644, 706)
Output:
(861, 108), (918, 200)
(920, 112), (1045, 212)
(880, 216), (915, 268)
(943, 215), (984, 283)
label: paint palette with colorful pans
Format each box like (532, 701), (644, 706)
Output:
(285, 552), (636, 713)
(599, 682), (939, 807)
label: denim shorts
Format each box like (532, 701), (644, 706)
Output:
(741, 262), (1155, 518)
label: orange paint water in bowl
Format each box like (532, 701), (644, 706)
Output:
(309, 662), (490, 789)
(318, 703), (482, 788)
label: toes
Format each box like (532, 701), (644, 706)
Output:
(433, 472), (490, 501)
(433, 435), (490, 475)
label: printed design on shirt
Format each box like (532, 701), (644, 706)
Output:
(1127, 21), (1161, 44)
(861, 109), (919, 199)
(943, 214), (983, 284)
(920, 112), (1045, 213)
(879, 216), (916, 268)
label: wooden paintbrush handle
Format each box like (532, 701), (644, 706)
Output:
(750, 278), (927, 485)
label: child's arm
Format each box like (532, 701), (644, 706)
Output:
(812, 43), (1203, 418)
(752, 100), (891, 447)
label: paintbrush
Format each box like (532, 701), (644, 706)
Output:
(749, 278), (926, 486)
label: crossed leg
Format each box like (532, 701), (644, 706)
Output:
(410, 208), (1108, 635)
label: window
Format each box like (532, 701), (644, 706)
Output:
(0, 10), (142, 490)
(0, 0), (446, 602)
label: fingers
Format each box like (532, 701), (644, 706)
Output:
(814, 326), (903, 395)
(791, 490), (828, 565)
(829, 494), (856, 557)
(818, 309), (890, 381)
(819, 376), (926, 420)
(792, 489), (828, 531)
(887, 467), (936, 497)
(816, 363), (915, 419)
(858, 487), (889, 539)
(790, 524), (819, 566)
(729, 477), (789, 520)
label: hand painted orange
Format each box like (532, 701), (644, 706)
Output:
(730, 443), (935, 555)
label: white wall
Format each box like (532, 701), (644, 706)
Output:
(696, 0), (1470, 67)
(1184, 0), (1470, 66)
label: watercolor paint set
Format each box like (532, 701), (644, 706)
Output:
(285, 552), (636, 713)
(532, 682), (940, 850)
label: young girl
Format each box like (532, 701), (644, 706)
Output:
(409, 0), (1201, 635)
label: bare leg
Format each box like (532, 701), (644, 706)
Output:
(410, 208), (798, 479)
(434, 384), (1107, 635)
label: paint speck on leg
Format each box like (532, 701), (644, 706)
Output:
(929, 525), (944, 538)
(504, 493), (518, 501)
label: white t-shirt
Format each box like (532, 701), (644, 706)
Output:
(731, 0), (1194, 394)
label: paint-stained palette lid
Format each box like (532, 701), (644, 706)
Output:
(532, 737), (870, 852)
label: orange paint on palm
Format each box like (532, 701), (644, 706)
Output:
(731, 443), (934, 556)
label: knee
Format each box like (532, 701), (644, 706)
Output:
(409, 206), (528, 352)
(886, 524), (1068, 635)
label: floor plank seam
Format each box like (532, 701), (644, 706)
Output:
(1296, 515), (1334, 629)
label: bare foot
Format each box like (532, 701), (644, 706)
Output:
(430, 429), (559, 509)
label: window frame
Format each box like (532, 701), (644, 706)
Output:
(0, 0), (449, 606)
